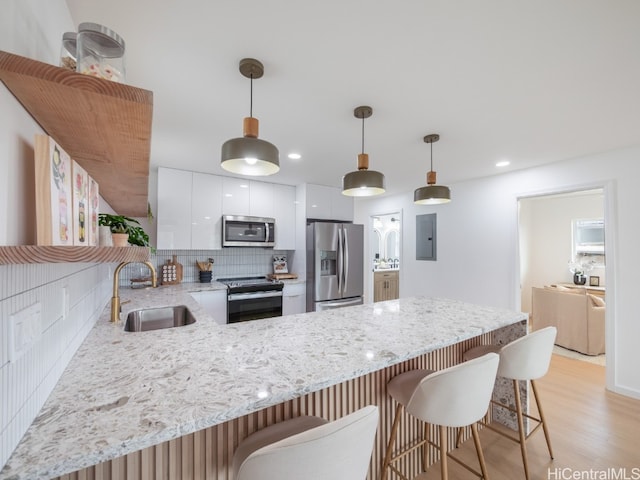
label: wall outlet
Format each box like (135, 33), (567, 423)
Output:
(8, 302), (42, 363)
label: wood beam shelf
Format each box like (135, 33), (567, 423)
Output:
(0, 246), (151, 265)
(0, 50), (153, 217)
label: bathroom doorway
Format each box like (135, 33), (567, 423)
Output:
(371, 212), (401, 302)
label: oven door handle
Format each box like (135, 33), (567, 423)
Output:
(228, 291), (283, 301)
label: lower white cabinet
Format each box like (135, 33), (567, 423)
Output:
(190, 290), (227, 325)
(282, 282), (306, 316)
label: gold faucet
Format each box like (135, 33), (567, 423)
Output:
(111, 261), (157, 322)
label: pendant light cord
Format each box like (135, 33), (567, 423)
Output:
(249, 74), (254, 117)
(430, 141), (433, 171)
(361, 115), (365, 154)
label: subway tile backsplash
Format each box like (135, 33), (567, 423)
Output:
(0, 263), (113, 472)
(117, 248), (295, 286)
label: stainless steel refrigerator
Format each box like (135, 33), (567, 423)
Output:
(306, 221), (364, 312)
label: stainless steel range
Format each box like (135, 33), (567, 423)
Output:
(218, 277), (284, 324)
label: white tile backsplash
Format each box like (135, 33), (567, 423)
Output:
(0, 263), (112, 472)
(116, 248), (296, 286)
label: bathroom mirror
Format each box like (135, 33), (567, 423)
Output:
(385, 230), (399, 260)
(371, 213), (401, 269)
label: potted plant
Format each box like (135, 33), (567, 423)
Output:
(98, 213), (151, 249)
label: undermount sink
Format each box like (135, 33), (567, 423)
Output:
(124, 305), (196, 332)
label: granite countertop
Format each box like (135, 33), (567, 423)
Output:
(0, 284), (526, 479)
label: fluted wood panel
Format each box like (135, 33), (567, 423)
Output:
(56, 331), (514, 480)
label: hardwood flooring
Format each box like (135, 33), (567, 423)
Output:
(414, 354), (640, 479)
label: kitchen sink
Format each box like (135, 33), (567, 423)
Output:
(124, 305), (196, 332)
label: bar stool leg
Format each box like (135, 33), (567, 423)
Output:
(531, 379), (554, 459)
(439, 425), (449, 480)
(470, 422), (490, 480)
(422, 422), (429, 472)
(455, 426), (463, 448)
(513, 379), (530, 480)
(381, 403), (403, 480)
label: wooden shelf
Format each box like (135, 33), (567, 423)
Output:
(0, 246), (151, 265)
(0, 50), (153, 217)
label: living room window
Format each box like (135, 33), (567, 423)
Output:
(572, 218), (605, 267)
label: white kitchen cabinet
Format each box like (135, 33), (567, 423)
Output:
(249, 181), (274, 218)
(331, 189), (354, 221)
(222, 177), (250, 215)
(305, 183), (353, 221)
(305, 184), (332, 219)
(273, 184), (296, 250)
(191, 173), (223, 249)
(158, 169), (297, 250)
(190, 290), (227, 325)
(157, 168), (193, 249)
(282, 282), (306, 316)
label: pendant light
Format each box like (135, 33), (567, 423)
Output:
(414, 134), (451, 204)
(221, 58), (279, 176)
(342, 106), (385, 196)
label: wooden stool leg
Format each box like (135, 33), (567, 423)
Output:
(439, 425), (448, 480)
(422, 422), (429, 472)
(381, 403), (403, 480)
(531, 380), (554, 459)
(471, 422), (490, 480)
(455, 427), (463, 448)
(513, 379), (530, 480)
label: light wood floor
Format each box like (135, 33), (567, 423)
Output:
(414, 354), (640, 479)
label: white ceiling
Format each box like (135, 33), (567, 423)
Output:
(65, 0), (640, 197)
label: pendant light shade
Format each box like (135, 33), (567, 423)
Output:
(221, 58), (279, 176)
(342, 106), (385, 197)
(414, 134), (451, 205)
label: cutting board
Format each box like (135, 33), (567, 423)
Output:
(161, 255), (183, 285)
(267, 273), (298, 280)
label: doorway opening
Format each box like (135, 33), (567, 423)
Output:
(371, 212), (401, 302)
(518, 188), (606, 370)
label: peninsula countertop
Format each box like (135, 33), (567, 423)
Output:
(0, 284), (527, 479)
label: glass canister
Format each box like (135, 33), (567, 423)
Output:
(59, 32), (77, 71)
(76, 22), (126, 83)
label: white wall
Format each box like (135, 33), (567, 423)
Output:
(519, 191), (604, 312)
(354, 147), (640, 399)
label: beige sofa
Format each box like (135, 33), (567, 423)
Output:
(531, 286), (605, 355)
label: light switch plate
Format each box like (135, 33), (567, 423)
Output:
(8, 302), (42, 363)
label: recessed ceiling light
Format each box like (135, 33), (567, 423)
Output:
(239, 183), (249, 188)
(288, 153), (302, 160)
(496, 160), (510, 167)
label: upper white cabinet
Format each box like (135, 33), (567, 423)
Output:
(157, 168), (193, 249)
(272, 185), (296, 250)
(249, 181), (275, 218)
(222, 177), (250, 215)
(192, 173), (223, 250)
(158, 169), (296, 250)
(305, 184), (354, 222)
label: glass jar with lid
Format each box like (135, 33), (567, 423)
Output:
(59, 32), (77, 71)
(76, 22), (126, 83)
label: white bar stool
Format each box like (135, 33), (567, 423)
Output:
(380, 352), (500, 480)
(232, 405), (379, 480)
(459, 326), (557, 480)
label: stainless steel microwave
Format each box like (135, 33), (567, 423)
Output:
(222, 215), (275, 247)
